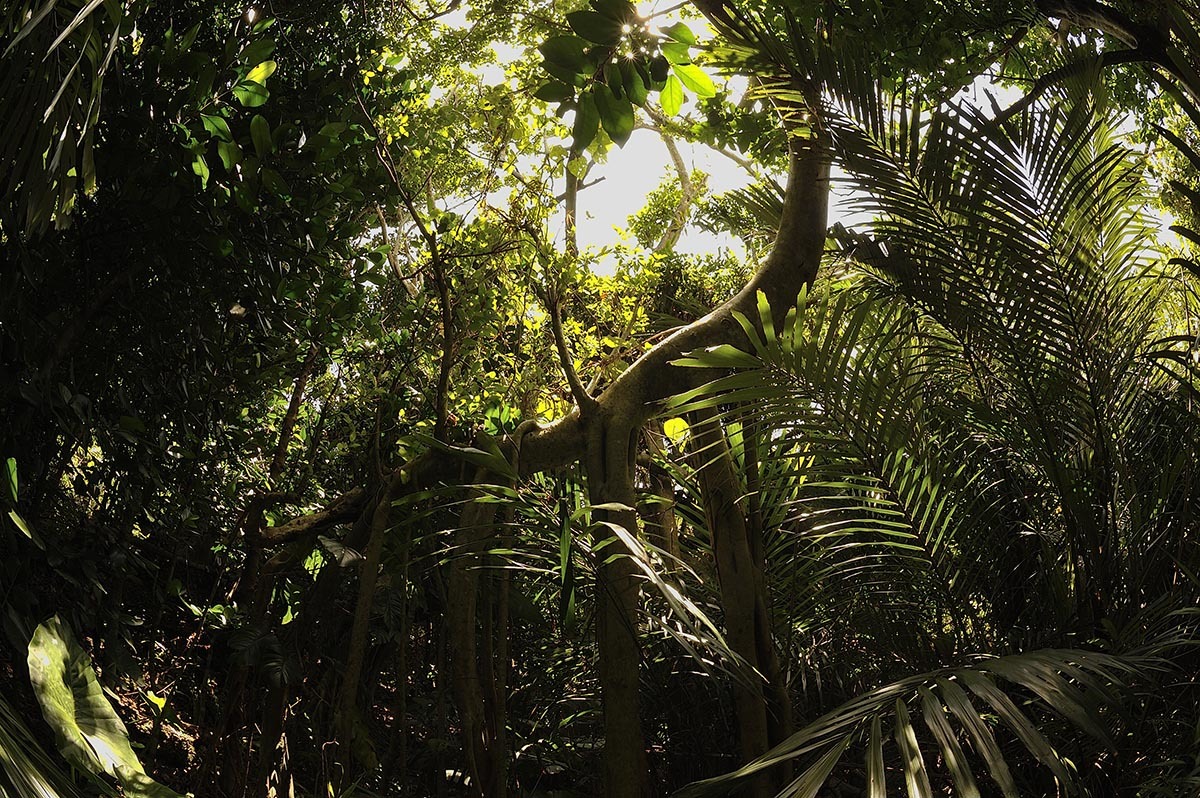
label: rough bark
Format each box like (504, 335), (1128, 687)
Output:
(687, 408), (772, 798)
(334, 468), (405, 784)
(584, 411), (652, 798)
(446, 472), (503, 797)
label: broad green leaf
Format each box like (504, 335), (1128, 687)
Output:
(117, 416), (146, 433)
(177, 23), (201, 53)
(216, 140), (242, 170)
(593, 83), (634, 146)
(591, 0), (637, 22)
(661, 41), (691, 65)
(539, 36), (588, 73)
(191, 154), (209, 187)
(573, 91), (600, 151)
(238, 37), (275, 66)
(663, 417), (689, 443)
(0, 693), (107, 797)
(661, 74), (683, 116)
(650, 55), (669, 83)
(232, 80), (269, 107)
(672, 63), (716, 97)
(663, 21), (696, 44)
(27, 617), (185, 797)
(542, 60), (586, 86)
(568, 10), (622, 44)
(261, 167), (290, 197)
(604, 63), (624, 98)
(250, 114), (273, 157)
(246, 60), (277, 84)
(671, 343), (759, 369)
(622, 60), (648, 105)
(200, 113), (232, 142)
(534, 81), (574, 103)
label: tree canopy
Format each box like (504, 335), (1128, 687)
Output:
(3, 1), (1200, 797)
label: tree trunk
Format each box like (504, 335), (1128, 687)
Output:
(584, 413), (653, 798)
(687, 408), (775, 797)
(446, 474), (502, 797)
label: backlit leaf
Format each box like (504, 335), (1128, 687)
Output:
(573, 91), (600, 151)
(246, 60), (277, 84)
(568, 10), (621, 44)
(661, 74), (683, 115)
(672, 63), (716, 97)
(593, 82), (634, 146)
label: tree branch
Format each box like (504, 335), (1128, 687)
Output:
(260, 487), (368, 544)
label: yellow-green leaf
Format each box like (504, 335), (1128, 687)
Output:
(672, 62), (715, 97)
(246, 60), (277, 84)
(661, 74), (683, 116)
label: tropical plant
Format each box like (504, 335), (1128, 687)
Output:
(661, 39), (1200, 790)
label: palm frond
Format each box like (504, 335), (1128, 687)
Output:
(674, 648), (1148, 798)
(2, 0), (134, 234)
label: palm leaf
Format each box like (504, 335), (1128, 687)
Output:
(673, 649), (1145, 798)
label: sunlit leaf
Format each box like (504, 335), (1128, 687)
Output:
(593, 82), (634, 146)
(246, 60), (277, 84)
(27, 617), (185, 797)
(568, 10), (621, 44)
(661, 74), (683, 116)
(672, 63), (716, 97)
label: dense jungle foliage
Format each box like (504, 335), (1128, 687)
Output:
(2, 1), (1199, 796)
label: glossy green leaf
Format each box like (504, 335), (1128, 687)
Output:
(232, 80), (269, 107)
(661, 41), (691, 65)
(191, 154), (210, 187)
(533, 81), (574, 103)
(261, 167), (290, 197)
(590, 0), (637, 21)
(672, 63), (716, 97)
(650, 54), (669, 83)
(250, 114), (273, 156)
(200, 113), (232, 142)
(8, 510), (35, 542)
(671, 343), (759, 369)
(663, 21), (696, 44)
(625, 60), (650, 105)
(539, 36), (589, 73)
(246, 60), (277, 84)
(594, 83), (634, 146)
(568, 10), (622, 44)
(216, 139), (242, 170)
(238, 37), (275, 66)
(573, 91), (600, 151)
(661, 74), (683, 115)
(604, 63), (624, 98)
(0, 692), (105, 797)
(27, 617), (185, 797)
